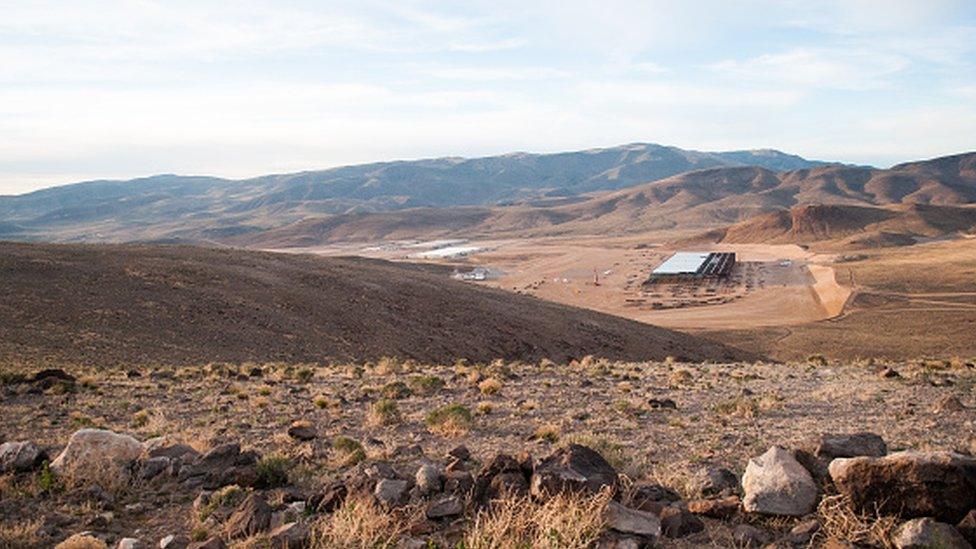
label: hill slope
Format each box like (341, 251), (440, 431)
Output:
(0, 242), (753, 366)
(0, 144), (831, 243)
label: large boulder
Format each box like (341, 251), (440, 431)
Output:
(893, 518), (971, 549)
(958, 509), (976, 546)
(0, 441), (43, 473)
(474, 454), (529, 501)
(742, 446), (818, 516)
(50, 429), (143, 477)
(530, 444), (618, 498)
(796, 432), (887, 484)
(829, 451), (976, 523)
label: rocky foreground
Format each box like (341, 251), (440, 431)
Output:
(0, 358), (974, 548)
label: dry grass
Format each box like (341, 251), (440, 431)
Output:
(425, 404), (474, 437)
(816, 494), (898, 548)
(311, 496), (411, 548)
(366, 399), (402, 427)
(478, 377), (503, 395)
(461, 488), (612, 549)
(53, 533), (108, 549)
(0, 519), (43, 549)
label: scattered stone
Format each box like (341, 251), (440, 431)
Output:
(880, 367), (901, 379)
(159, 534), (190, 548)
(689, 465), (738, 497)
(374, 478), (410, 508)
(448, 446), (471, 461)
(475, 454), (528, 501)
(893, 517), (970, 549)
(829, 451), (976, 523)
(648, 398), (677, 409)
(0, 440), (43, 472)
(934, 395), (966, 414)
(685, 496), (741, 518)
(958, 509), (976, 545)
(287, 422), (317, 441)
(658, 506), (704, 538)
(426, 496), (464, 519)
(444, 470), (474, 495)
(732, 524), (771, 548)
(144, 439), (199, 461)
(815, 433), (887, 459)
(224, 494), (272, 539)
(742, 446), (818, 516)
(140, 456), (172, 480)
(415, 463), (444, 495)
(787, 518), (821, 545)
(268, 521), (311, 549)
(605, 500), (662, 539)
(629, 482), (680, 511)
(180, 443), (259, 489)
(50, 428), (143, 477)
(530, 444), (619, 498)
(117, 538), (143, 549)
(310, 481), (347, 513)
(594, 531), (641, 549)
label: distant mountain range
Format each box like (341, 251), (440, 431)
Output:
(0, 143), (834, 243)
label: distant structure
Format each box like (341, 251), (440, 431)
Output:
(647, 251), (736, 283)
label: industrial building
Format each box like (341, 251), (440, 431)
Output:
(647, 251), (736, 283)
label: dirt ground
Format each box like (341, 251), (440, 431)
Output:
(1, 357), (974, 547)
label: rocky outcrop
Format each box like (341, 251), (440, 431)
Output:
(179, 443), (259, 489)
(224, 494), (272, 539)
(0, 440), (43, 472)
(742, 446), (818, 516)
(829, 451), (976, 523)
(529, 444), (618, 498)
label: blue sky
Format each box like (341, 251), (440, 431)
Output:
(1, 0), (975, 194)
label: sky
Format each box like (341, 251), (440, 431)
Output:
(1, 0), (975, 195)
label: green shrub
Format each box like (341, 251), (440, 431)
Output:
(381, 381), (412, 399)
(408, 375), (445, 395)
(255, 455), (290, 488)
(425, 404), (473, 436)
(332, 436), (366, 468)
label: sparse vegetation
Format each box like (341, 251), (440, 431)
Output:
(408, 375), (445, 395)
(478, 377), (503, 395)
(255, 455), (291, 488)
(367, 398), (402, 427)
(425, 404), (474, 436)
(332, 436), (367, 468)
(380, 380), (411, 399)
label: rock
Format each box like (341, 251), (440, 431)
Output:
(648, 398), (677, 409)
(689, 465), (738, 497)
(934, 395), (967, 413)
(444, 471), (474, 495)
(287, 423), (317, 441)
(605, 500), (662, 538)
(50, 428), (143, 477)
(415, 463), (444, 495)
(56, 533), (108, 549)
(815, 433), (887, 459)
(159, 534), (190, 548)
(0, 440), (43, 472)
(224, 494), (272, 539)
(529, 444), (619, 498)
(732, 524), (771, 548)
(475, 454), (528, 501)
(685, 496), (741, 518)
(180, 443), (259, 489)
(829, 451), (976, 523)
(880, 367), (901, 378)
(144, 439), (199, 461)
(742, 446), (818, 516)
(787, 518), (821, 545)
(658, 506), (704, 538)
(187, 538), (225, 549)
(30, 368), (77, 390)
(893, 518), (971, 549)
(268, 521), (311, 549)
(448, 445), (471, 461)
(594, 531), (642, 549)
(117, 538), (143, 549)
(426, 496), (464, 519)
(374, 478), (410, 508)
(958, 509), (976, 545)
(140, 456), (173, 480)
(310, 481), (347, 513)
(629, 482), (680, 511)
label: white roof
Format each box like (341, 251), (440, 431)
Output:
(652, 252), (710, 275)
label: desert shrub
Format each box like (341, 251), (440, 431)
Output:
(256, 455), (290, 488)
(668, 369), (694, 386)
(36, 462), (59, 495)
(53, 533), (107, 549)
(425, 404), (473, 436)
(375, 356), (401, 376)
(380, 381), (411, 399)
(295, 367), (315, 383)
(533, 423), (561, 444)
(130, 409), (150, 428)
(713, 396), (760, 418)
(461, 488), (611, 549)
(807, 354), (829, 366)
(257, 386), (272, 396)
(198, 484), (245, 520)
(478, 377), (503, 395)
(408, 375), (444, 395)
(367, 399), (401, 427)
(476, 401), (494, 415)
(252, 396), (270, 408)
(332, 437), (366, 468)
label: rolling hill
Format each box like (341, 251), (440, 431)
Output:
(0, 143), (830, 243)
(0, 242), (755, 366)
(237, 152), (976, 247)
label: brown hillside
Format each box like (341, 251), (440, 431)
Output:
(0, 242), (755, 367)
